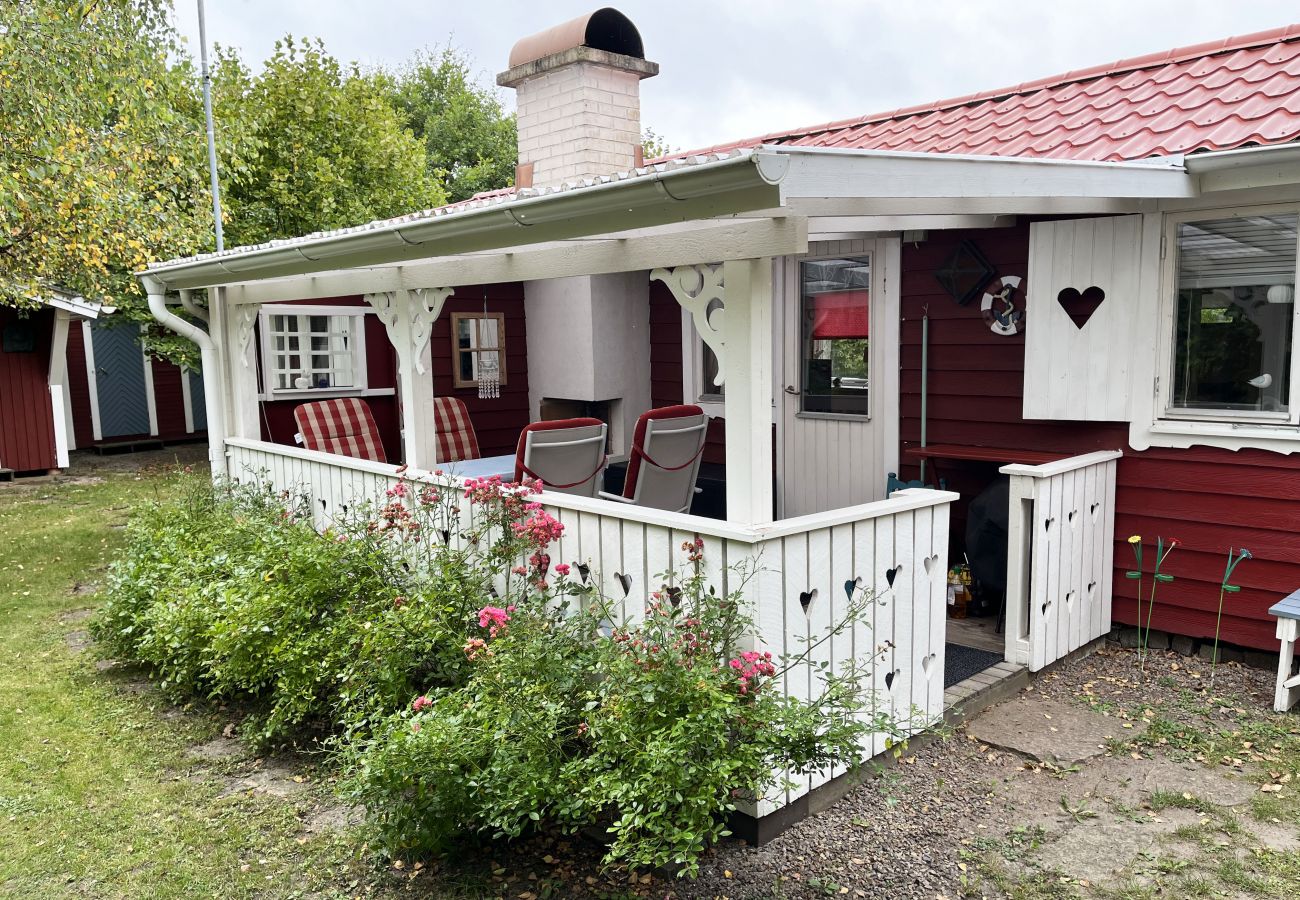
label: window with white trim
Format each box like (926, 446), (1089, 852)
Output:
(1165, 210), (1297, 422)
(260, 306), (368, 396)
(798, 256), (871, 416)
(681, 318), (724, 417)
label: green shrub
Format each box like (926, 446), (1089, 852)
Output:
(95, 472), (899, 875)
(344, 547), (896, 875)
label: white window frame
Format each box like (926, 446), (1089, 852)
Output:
(791, 250), (874, 422)
(258, 305), (373, 400)
(1149, 205), (1300, 445)
(680, 315), (724, 418)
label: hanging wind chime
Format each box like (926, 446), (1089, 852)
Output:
(477, 289), (501, 400)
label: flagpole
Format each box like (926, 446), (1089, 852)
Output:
(197, 0), (224, 252)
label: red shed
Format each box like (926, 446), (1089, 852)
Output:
(0, 293), (103, 476)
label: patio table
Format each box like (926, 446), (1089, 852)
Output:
(441, 453), (516, 483)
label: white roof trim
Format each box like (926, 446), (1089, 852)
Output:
(141, 145), (1199, 292)
(43, 292), (103, 319)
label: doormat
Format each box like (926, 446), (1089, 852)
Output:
(945, 642), (1003, 688)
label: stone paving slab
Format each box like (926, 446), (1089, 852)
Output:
(968, 697), (1147, 765)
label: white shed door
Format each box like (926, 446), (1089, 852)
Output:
(778, 239), (900, 518)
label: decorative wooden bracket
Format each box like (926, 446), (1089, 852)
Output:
(650, 265), (725, 386)
(235, 305), (259, 367)
(410, 288), (453, 375)
(364, 288), (453, 371)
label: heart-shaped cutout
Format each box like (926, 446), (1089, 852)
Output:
(1056, 285), (1106, 329)
(1043, 516), (1055, 533)
(1087, 580), (1097, 599)
(920, 652), (937, 680)
(799, 588), (818, 614)
(1064, 589), (1076, 608)
(576, 562), (591, 584)
(884, 669), (898, 691)
(885, 565), (901, 588)
(1089, 501), (1100, 522)
(843, 577), (862, 601)
(922, 554), (939, 577)
(665, 586), (683, 607)
(1041, 598), (1053, 618)
(1067, 508), (1077, 527)
(613, 572), (632, 597)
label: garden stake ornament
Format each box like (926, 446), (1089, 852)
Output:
(1210, 548), (1252, 691)
(1126, 535), (1178, 677)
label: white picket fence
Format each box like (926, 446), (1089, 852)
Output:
(224, 437), (955, 811)
(1001, 450), (1121, 672)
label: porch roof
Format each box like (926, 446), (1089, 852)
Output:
(142, 146), (1196, 293)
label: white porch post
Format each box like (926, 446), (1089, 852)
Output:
(221, 299), (262, 443)
(365, 288), (451, 470)
(47, 309), (73, 468)
(721, 257), (774, 525)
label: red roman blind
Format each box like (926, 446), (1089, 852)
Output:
(809, 289), (869, 339)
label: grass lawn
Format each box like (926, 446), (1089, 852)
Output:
(0, 463), (372, 899)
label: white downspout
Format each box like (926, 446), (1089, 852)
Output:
(142, 276), (227, 477)
(179, 290), (210, 324)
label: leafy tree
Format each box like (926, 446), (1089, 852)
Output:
(641, 126), (676, 161)
(388, 47), (516, 203)
(0, 0), (211, 313)
(212, 37), (446, 248)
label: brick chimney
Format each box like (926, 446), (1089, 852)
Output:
(498, 8), (658, 190)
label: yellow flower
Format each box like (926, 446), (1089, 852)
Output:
(1127, 535), (1142, 544)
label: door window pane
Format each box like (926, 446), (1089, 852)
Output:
(1172, 214), (1296, 414)
(800, 257), (870, 415)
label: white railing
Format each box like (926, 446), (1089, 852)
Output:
(1001, 450), (1121, 672)
(224, 437), (955, 811)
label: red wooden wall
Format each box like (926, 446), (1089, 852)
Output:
(649, 279), (727, 464)
(897, 223), (1300, 652)
(66, 323), (95, 449)
(259, 286), (530, 463)
(0, 306), (57, 473)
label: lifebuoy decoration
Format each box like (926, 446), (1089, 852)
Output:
(981, 275), (1025, 336)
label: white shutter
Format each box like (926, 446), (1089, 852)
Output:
(1024, 215), (1144, 421)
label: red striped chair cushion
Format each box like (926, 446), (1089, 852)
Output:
(293, 398), (387, 463)
(432, 397), (481, 463)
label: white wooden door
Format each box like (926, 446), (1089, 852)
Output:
(777, 239), (900, 518)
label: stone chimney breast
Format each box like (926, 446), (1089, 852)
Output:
(498, 8), (658, 190)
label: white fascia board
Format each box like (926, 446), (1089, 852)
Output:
(1185, 143), (1300, 194)
(44, 294), (102, 319)
(768, 146), (1196, 202)
(221, 217), (808, 305)
(144, 154), (781, 292)
(781, 196), (1160, 217)
(808, 214), (1017, 235)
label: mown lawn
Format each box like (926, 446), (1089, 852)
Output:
(0, 464), (373, 899)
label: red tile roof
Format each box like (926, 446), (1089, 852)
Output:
(667, 24), (1300, 163)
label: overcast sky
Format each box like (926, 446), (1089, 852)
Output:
(172, 1), (1300, 152)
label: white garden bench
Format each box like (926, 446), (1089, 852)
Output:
(1270, 589), (1300, 713)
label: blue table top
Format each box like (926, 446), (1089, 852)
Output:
(1269, 588), (1300, 621)
(439, 453), (516, 482)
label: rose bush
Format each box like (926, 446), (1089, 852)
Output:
(95, 470), (901, 875)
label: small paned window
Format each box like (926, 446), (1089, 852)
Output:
(799, 257), (871, 416)
(451, 312), (507, 389)
(1170, 213), (1297, 417)
(260, 308), (367, 395)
